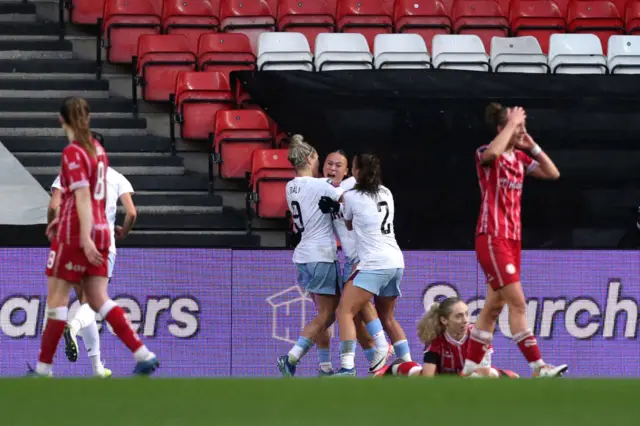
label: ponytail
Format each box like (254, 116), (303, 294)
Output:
(287, 134), (316, 170)
(60, 97), (94, 156)
(354, 152), (382, 197)
(417, 296), (463, 344)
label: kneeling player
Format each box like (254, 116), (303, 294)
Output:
(377, 297), (518, 378)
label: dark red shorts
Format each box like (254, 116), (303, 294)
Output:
(475, 234), (521, 290)
(45, 240), (109, 284)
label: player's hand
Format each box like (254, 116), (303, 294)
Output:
(516, 133), (536, 151)
(507, 107), (526, 126)
(318, 196), (340, 214)
(45, 218), (59, 242)
(82, 238), (103, 266)
(115, 225), (128, 240)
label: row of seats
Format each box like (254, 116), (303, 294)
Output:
(85, 0), (640, 64)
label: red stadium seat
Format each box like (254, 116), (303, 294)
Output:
(197, 33), (256, 76)
(336, 0), (395, 51)
(149, 0), (163, 15)
(212, 110), (274, 184)
(567, 0), (624, 53)
(394, 0), (453, 50)
(162, 0), (220, 52)
(172, 71), (234, 145)
(277, 0), (337, 53)
(219, 0), (277, 54)
(135, 34), (196, 103)
(627, 0), (640, 33)
(510, 0), (566, 54)
(68, 0), (105, 25)
(102, 0), (162, 64)
(248, 149), (295, 220)
(452, 0), (509, 52)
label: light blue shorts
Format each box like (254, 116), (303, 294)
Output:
(341, 257), (359, 290)
(352, 268), (404, 297)
(296, 262), (340, 296)
(108, 252), (116, 279)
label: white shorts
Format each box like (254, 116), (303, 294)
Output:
(108, 252), (116, 279)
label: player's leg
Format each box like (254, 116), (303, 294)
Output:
(278, 262), (340, 377)
(315, 327), (333, 376)
(375, 269), (411, 364)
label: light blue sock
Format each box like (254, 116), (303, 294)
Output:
(363, 347), (375, 363)
(365, 319), (383, 336)
(366, 318), (388, 351)
(288, 336), (313, 365)
(339, 340), (357, 370)
(393, 340), (411, 361)
(317, 348), (331, 368)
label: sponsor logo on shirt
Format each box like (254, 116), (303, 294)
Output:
(498, 178), (523, 190)
(65, 262), (86, 273)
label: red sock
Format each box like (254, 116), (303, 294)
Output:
(39, 319), (66, 364)
(466, 328), (492, 364)
(396, 361), (421, 376)
(105, 306), (144, 353)
(514, 330), (542, 363)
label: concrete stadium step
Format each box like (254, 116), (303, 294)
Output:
(0, 116), (145, 128)
(33, 173), (210, 191)
(0, 97), (132, 113)
(0, 40), (71, 51)
(119, 231), (261, 248)
(129, 192), (223, 208)
(126, 209), (247, 230)
(16, 152), (183, 167)
(0, 1), (36, 14)
(0, 78), (107, 90)
(2, 135), (170, 152)
(0, 21), (61, 36)
(0, 59), (96, 73)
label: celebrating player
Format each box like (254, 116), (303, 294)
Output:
(329, 153), (411, 376)
(277, 135), (346, 377)
(377, 297), (518, 378)
(462, 103), (566, 378)
(315, 150), (392, 375)
(48, 163), (136, 377)
(31, 97), (157, 377)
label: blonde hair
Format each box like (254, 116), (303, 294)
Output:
(417, 297), (462, 344)
(288, 134), (316, 169)
(61, 97), (94, 156)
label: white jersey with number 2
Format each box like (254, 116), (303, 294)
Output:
(342, 185), (404, 270)
(52, 167), (134, 255)
(286, 176), (344, 264)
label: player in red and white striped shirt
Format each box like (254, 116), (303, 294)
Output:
(463, 103), (567, 378)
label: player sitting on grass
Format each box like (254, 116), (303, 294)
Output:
(376, 297), (518, 378)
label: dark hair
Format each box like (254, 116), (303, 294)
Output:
(60, 97), (94, 156)
(92, 131), (104, 147)
(485, 102), (508, 134)
(354, 152), (382, 196)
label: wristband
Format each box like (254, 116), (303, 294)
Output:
(530, 144), (542, 156)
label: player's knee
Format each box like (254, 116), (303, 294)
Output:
(507, 298), (527, 316)
(316, 309), (336, 328)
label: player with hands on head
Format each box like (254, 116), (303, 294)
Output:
(464, 103), (565, 378)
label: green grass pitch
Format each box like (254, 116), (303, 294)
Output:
(0, 378), (637, 426)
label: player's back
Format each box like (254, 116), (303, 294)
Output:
(344, 186), (403, 270)
(57, 139), (110, 249)
(286, 176), (340, 264)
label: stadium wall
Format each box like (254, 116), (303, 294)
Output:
(0, 248), (638, 377)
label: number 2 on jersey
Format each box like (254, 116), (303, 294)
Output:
(377, 201), (391, 235)
(291, 201), (305, 233)
(94, 161), (105, 200)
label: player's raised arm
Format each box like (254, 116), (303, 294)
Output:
(517, 132), (560, 180)
(478, 104), (526, 166)
(115, 174), (137, 240)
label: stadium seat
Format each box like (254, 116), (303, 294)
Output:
(627, 0), (640, 33)
(373, 34), (431, 69)
(394, 0), (453, 49)
(509, 0), (566, 54)
(548, 33), (608, 74)
(68, 0), (105, 25)
(452, 0), (509, 53)
(162, 0), (220, 52)
(171, 71), (234, 145)
(277, 0), (337, 53)
(212, 110), (274, 185)
(135, 34), (197, 103)
(257, 32), (314, 71)
(607, 35), (640, 73)
(431, 34), (490, 71)
(219, 0), (277, 54)
(490, 36), (549, 73)
(248, 149), (296, 220)
(197, 33), (257, 76)
(567, 0), (625, 54)
(102, 0), (162, 64)
(314, 33), (374, 71)
(336, 0), (395, 51)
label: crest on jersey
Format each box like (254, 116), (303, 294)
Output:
(505, 264), (516, 275)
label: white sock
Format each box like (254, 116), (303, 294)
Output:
(90, 355), (105, 376)
(70, 303), (97, 333)
(98, 299), (117, 319)
(372, 331), (388, 352)
(133, 346), (154, 363)
(529, 360), (546, 371)
(36, 362), (52, 376)
(319, 362), (333, 373)
(80, 321), (101, 358)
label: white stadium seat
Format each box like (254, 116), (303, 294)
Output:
(373, 34), (431, 69)
(607, 35), (640, 74)
(431, 34), (490, 72)
(548, 34), (608, 74)
(490, 36), (548, 74)
(257, 32), (314, 71)
(314, 33), (374, 71)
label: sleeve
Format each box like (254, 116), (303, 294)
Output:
(423, 338), (442, 365)
(518, 150), (539, 174)
(61, 147), (90, 191)
(476, 145), (488, 164)
(51, 174), (62, 191)
(342, 193), (353, 221)
(322, 180), (344, 200)
(117, 173), (134, 197)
